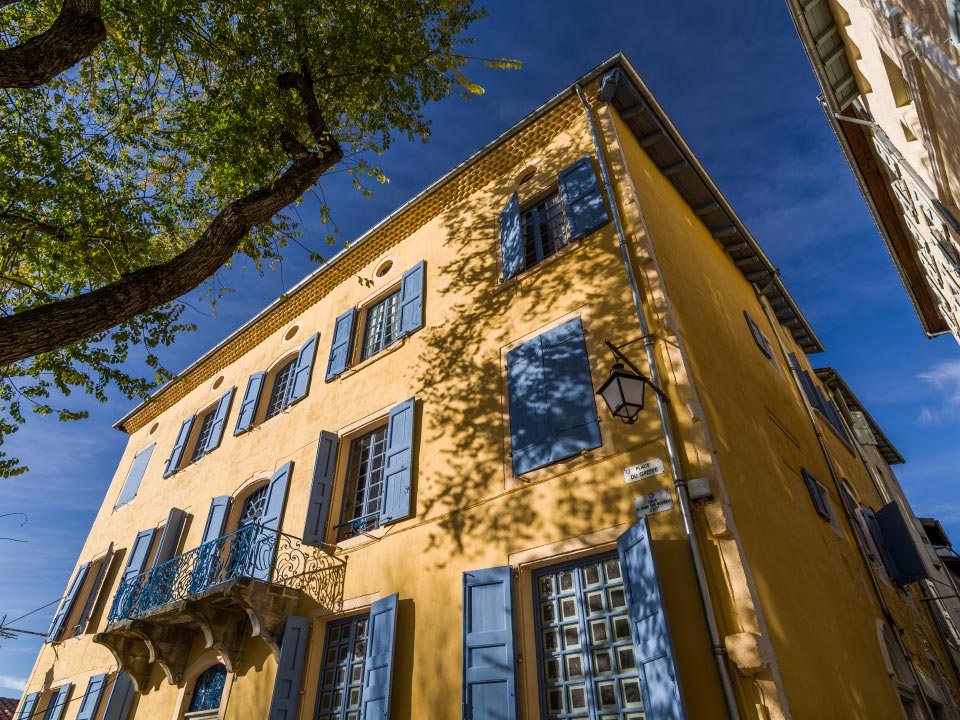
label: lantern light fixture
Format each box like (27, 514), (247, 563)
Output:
(596, 339), (668, 423)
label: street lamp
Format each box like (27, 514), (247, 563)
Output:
(596, 339), (668, 424)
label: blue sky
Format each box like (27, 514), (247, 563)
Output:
(2, 0), (960, 694)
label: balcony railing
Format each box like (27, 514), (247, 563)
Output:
(107, 524), (344, 627)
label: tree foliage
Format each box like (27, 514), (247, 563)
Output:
(0, 0), (510, 476)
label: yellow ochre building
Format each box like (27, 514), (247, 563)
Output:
(15, 55), (960, 720)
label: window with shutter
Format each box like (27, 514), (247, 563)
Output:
(533, 555), (646, 719)
(801, 468), (832, 521)
(116, 444), (154, 508)
(743, 311), (774, 359)
(164, 387), (236, 476)
(499, 157), (608, 279)
(334, 398), (417, 543)
(314, 614), (369, 719)
(506, 317), (601, 476)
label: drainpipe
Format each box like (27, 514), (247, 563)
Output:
(826, 382), (960, 690)
(755, 296), (937, 720)
(574, 83), (742, 720)
(831, 100), (960, 239)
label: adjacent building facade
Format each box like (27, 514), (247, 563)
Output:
(787, 0), (960, 342)
(15, 55), (960, 720)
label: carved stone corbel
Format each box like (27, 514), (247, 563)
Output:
(184, 603), (248, 672)
(92, 632), (151, 691)
(127, 621), (192, 685)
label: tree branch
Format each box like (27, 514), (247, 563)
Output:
(0, 0), (106, 89)
(0, 82), (343, 365)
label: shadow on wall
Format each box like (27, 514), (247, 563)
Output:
(409, 138), (661, 565)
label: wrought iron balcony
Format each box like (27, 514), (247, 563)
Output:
(95, 525), (345, 690)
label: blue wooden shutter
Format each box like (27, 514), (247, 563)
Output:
(75, 544), (114, 636)
(507, 318), (601, 476)
(398, 261), (426, 338)
(252, 462), (292, 581)
(124, 529), (157, 581)
(325, 308), (356, 381)
(617, 517), (687, 720)
(204, 388), (235, 454)
(74, 674), (108, 720)
(861, 508), (902, 583)
(47, 562), (91, 642)
(288, 333), (319, 405)
(303, 431), (339, 547)
(361, 593), (398, 720)
(101, 673), (135, 720)
(541, 318), (601, 463)
(190, 497), (231, 594)
(500, 192), (523, 281)
(200, 496), (231, 544)
(876, 502), (929, 585)
(743, 311), (773, 359)
(164, 418), (194, 476)
(557, 156), (609, 240)
(116, 444), (154, 507)
(43, 683), (73, 720)
(462, 566), (517, 720)
(234, 372), (265, 435)
(267, 616), (311, 720)
(801, 469), (830, 520)
(381, 397), (415, 525)
(153, 508), (186, 566)
(17, 692), (40, 720)
(507, 332), (550, 474)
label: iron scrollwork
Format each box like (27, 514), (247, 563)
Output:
(107, 525), (345, 626)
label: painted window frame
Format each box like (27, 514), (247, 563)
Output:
(189, 406), (219, 464)
(532, 552), (646, 720)
(335, 423), (389, 541)
(264, 356), (298, 421)
(360, 288), (402, 362)
(313, 613), (370, 720)
(518, 189), (570, 274)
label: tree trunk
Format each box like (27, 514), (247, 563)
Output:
(0, 0), (105, 89)
(0, 146), (342, 367)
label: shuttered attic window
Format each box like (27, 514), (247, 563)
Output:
(743, 311), (774, 359)
(949, 0), (960, 45)
(801, 468), (831, 521)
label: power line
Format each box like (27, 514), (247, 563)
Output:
(17, 671), (119, 720)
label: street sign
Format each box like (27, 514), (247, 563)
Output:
(623, 458), (665, 484)
(634, 489), (674, 518)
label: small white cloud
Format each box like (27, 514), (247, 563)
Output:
(920, 359), (960, 405)
(0, 674), (27, 692)
(916, 360), (960, 426)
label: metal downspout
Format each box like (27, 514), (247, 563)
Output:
(827, 383), (960, 691)
(574, 83), (742, 720)
(756, 297), (937, 720)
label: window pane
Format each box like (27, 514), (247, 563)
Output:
(188, 663), (227, 712)
(535, 556), (645, 720)
(315, 615), (369, 720)
(361, 290), (402, 361)
(238, 485), (269, 527)
(337, 426), (389, 541)
(265, 359), (297, 420)
(520, 192), (568, 272)
(191, 410), (217, 462)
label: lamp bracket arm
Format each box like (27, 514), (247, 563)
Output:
(603, 338), (670, 403)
